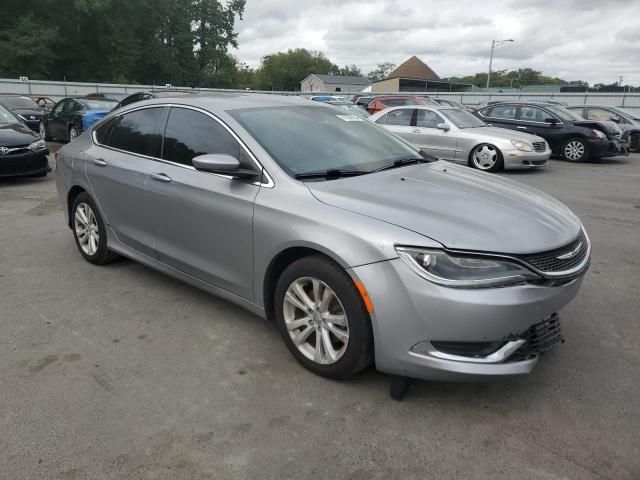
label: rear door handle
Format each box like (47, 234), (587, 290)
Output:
(516, 126), (527, 130)
(150, 172), (172, 183)
(92, 158), (107, 167)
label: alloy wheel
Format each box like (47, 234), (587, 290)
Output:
(564, 141), (585, 161)
(283, 277), (349, 364)
(472, 144), (498, 170)
(69, 127), (78, 142)
(74, 203), (99, 256)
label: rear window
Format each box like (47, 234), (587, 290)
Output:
(78, 99), (117, 110)
(0, 96), (39, 109)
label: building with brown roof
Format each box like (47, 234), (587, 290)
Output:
(372, 56), (471, 93)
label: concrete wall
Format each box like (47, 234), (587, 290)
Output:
(371, 78), (399, 93)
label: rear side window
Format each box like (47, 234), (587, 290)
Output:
(108, 107), (164, 156)
(385, 109), (413, 126)
(161, 108), (241, 167)
(485, 105), (517, 120)
(94, 117), (116, 145)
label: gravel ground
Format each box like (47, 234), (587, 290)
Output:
(1, 145), (639, 480)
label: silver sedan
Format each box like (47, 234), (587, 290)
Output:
(369, 105), (551, 172)
(55, 95), (589, 396)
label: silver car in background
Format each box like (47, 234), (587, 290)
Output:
(55, 95), (589, 393)
(370, 105), (551, 172)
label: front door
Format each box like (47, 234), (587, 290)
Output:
(410, 109), (457, 161)
(85, 107), (165, 256)
(146, 106), (260, 300)
(47, 99), (68, 138)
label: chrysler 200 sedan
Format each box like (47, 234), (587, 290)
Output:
(55, 94), (590, 390)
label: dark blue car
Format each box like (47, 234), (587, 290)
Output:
(41, 96), (119, 142)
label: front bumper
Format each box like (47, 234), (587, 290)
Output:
(603, 138), (628, 157)
(0, 149), (49, 178)
(350, 258), (584, 382)
(503, 147), (551, 169)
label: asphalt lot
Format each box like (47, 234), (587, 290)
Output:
(1, 144), (639, 480)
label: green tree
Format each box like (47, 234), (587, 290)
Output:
(367, 62), (396, 81)
(338, 64), (363, 77)
(254, 49), (338, 91)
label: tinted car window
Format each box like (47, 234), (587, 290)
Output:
(486, 105), (517, 120)
(94, 117), (116, 145)
(384, 99), (412, 107)
(385, 109), (413, 126)
(162, 107), (241, 167)
(109, 107), (163, 156)
(518, 106), (547, 122)
(416, 110), (444, 128)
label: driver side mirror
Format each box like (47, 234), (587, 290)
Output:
(610, 115), (621, 123)
(437, 122), (450, 131)
(544, 117), (559, 125)
(192, 154), (258, 179)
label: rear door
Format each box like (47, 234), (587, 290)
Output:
(85, 106), (165, 256)
(146, 106), (260, 300)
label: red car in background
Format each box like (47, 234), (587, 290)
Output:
(366, 95), (436, 114)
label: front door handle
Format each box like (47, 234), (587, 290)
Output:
(516, 126), (527, 130)
(150, 172), (172, 183)
(92, 158), (107, 167)
(412, 128), (421, 133)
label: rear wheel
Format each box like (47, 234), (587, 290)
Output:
(469, 144), (503, 172)
(71, 193), (119, 265)
(274, 255), (373, 379)
(561, 138), (589, 162)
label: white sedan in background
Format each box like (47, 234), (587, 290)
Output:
(369, 106), (551, 172)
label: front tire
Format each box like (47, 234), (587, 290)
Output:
(561, 138), (589, 162)
(69, 125), (79, 142)
(469, 144), (503, 172)
(71, 193), (118, 265)
(274, 255), (373, 379)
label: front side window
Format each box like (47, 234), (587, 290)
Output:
(518, 106), (547, 122)
(385, 109), (413, 126)
(230, 106), (426, 176)
(486, 105), (517, 120)
(52, 100), (67, 115)
(109, 107), (164, 156)
(161, 108), (241, 167)
(416, 109), (445, 128)
(587, 108), (615, 122)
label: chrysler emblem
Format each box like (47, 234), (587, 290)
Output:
(0, 146), (9, 155)
(557, 242), (583, 260)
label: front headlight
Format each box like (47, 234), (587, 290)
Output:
(395, 247), (540, 288)
(592, 129), (606, 139)
(511, 140), (533, 152)
(29, 139), (47, 151)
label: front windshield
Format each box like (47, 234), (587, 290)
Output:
(440, 108), (486, 128)
(0, 96), (39, 109)
(611, 107), (640, 120)
(231, 106), (428, 176)
(78, 99), (117, 110)
(0, 105), (20, 125)
(546, 105), (584, 122)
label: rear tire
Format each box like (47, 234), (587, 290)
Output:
(561, 138), (589, 162)
(71, 193), (119, 265)
(274, 255), (373, 379)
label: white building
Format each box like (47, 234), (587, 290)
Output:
(300, 74), (371, 93)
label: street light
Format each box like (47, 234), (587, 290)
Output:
(486, 39), (514, 89)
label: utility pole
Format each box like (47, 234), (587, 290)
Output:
(487, 39), (514, 89)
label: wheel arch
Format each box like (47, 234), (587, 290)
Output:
(262, 245), (351, 322)
(66, 185), (87, 228)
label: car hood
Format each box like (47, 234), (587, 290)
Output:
(572, 119), (612, 133)
(464, 126), (545, 142)
(12, 108), (44, 118)
(0, 123), (40, 146)
(306, 162), (581, 254)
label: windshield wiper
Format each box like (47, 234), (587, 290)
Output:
(370, 157), (428, 173)
(294, 169), (368, 180)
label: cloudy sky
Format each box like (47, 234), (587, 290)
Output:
(232, 0), (640, 85)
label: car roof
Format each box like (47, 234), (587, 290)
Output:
(117, 93), (320, 112)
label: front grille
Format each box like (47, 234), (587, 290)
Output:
(517, 230), (589, 275)
(532, 140), (546, 152)
(531, 159), (547, 165)
(509, 313), (563, 361)
(0, 144), (30, 155)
